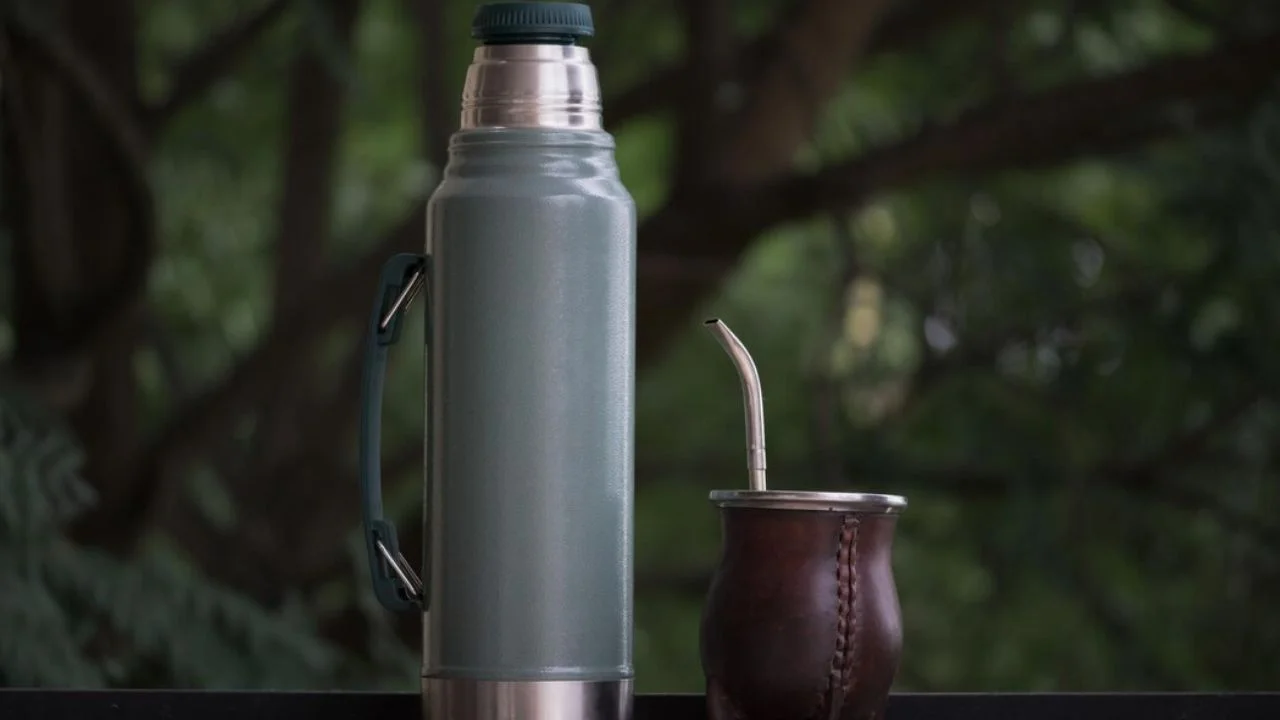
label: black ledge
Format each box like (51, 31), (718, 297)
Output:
(3, 690), (1280, 720)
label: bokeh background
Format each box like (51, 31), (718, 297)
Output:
(2, 0), (1279, 693)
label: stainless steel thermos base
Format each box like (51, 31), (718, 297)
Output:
(423, 678), (633, 720)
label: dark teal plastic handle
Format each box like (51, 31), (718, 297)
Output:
(359, 252), (429, 612)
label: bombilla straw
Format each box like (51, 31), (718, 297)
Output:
(703, 318), (767, 491)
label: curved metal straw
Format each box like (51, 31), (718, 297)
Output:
(703, 318), (767, 491)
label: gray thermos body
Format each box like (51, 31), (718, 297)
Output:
(358, 4), (636, 720)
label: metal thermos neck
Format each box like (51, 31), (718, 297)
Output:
(460, 44), (602, 130)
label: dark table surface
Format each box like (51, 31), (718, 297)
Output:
(3, 689), (1280, 720)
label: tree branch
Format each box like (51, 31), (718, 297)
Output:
(0, 30), (83, 378)
(606, 0), (1016, 128)
(808, 214), (861, 485)
(633, 29), (1280, 365)
(633, 0), (901, 364)
(171, 0), (433, 589)
(672, 0), (733, 191)
(271, 0), (358, 317)
(114, 8), (1280, 556)
(119, 0), (446, 551)
(1058, 548), (1187, 686)
(217, 0), (362, 544)
(753, 30), (1280, 227)
(3, 5), (149, 183)
(145, 0), (293, 131)
(404, 0), (452, 172)
(178, 0), (445, 587)
(1163, 0), (1241, 37)
(3, 5), (155, 367)
(141, 310), (193, 400)
(713, 0), (896, 183)
(870, 0), (1021, 56)
(158, 437), (422, 603)
(117, 200), (424, 549)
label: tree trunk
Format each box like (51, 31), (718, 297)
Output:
(4, 0), (151, 554)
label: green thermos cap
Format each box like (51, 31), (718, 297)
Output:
(471, 2), (595, 45)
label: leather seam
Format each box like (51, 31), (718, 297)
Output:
(808, 514), (859, 720)
(842, 516), (862, 702)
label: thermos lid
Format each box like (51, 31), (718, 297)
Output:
(471, 2), (594, 45)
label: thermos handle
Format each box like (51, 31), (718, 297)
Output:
(359, 252), (429, 612)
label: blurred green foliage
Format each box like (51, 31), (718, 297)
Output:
(2, 0), (1279, 694)
(0, 382), (340, 687)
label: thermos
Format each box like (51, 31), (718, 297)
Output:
(358, 3), (636, 719)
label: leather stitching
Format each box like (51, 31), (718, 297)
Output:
(841, 516), (862, 708)
(806, 515), (859, 720)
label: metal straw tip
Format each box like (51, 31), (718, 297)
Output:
(701, 316), (768, 492)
